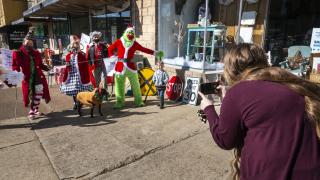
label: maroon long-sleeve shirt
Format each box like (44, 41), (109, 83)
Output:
(204, 80), (320, 180)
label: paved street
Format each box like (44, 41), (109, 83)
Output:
(0, 86), (232, 180)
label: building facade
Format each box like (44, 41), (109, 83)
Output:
(0, 0), (28, 48)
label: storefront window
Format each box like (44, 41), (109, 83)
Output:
(92, 7), (131, 44)
(53, 18), (69, 50)
(33, 22), (48, 49)
(265, 0), (320, 66)
(158, 0), (224, 71)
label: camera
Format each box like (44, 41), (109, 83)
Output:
(199, 81), (220, 95)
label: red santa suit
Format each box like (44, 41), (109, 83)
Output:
(12, 45), (51, 107)
(63, 52), (91, 85)
(108, 37), (155, 74)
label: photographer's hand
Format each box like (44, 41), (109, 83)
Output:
(198, 91), (214, 110)
(216, 85), (227, 100)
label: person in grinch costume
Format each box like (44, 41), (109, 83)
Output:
(108, 25), (163, 108)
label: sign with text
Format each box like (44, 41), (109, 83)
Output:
(7, 25), (28, 49)
(0, 48), (13, 70)
(103, 56), (117, 76)
(182, 77), (200, 105)
(310, 28), (320, 53)
(80, 33), (90, 53)
(166, 76), (183, 101)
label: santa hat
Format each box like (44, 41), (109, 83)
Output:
(125, 24), (135, 33)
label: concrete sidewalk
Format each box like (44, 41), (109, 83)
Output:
(0, 86), (232, 180)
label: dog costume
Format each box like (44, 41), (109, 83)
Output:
(108, 25), (163, 108)
(76, 89), (105, 107)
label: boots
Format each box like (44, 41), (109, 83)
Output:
(73, 96), (78, 110)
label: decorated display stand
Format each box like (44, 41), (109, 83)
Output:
(308, 28), (320, 84)
(309, 53), (320, 84)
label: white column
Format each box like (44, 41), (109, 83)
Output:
(236, 0), (244, 44)
(202, 0), (209, 72)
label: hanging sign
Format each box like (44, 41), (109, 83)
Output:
(0, 48), (13, 70)
(182, 77), (200, 105)
(166, 76), (183, 101)
(239, 27), (253, 43)
(310, 28), (320, 53)
(219, 0), (234, 6)
(241, 11), (257, 25)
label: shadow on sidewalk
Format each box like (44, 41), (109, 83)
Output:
(0, 100), (164, 130)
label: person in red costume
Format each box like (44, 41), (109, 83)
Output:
(108, 24), (163, 108)
(60, 37), (93, 109)
(86, 31), (108, 89)
(12, 27), (51, 120)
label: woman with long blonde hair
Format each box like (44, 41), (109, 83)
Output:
(199, 43), (320, 180)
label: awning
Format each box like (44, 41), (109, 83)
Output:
(11, 17), (51, 25)
(23, 0), (130, 17)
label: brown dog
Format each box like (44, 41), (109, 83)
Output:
(76, 88), (108, 117)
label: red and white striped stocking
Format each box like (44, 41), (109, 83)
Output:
(29, 85), (43, 116)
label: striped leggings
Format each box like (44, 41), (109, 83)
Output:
(29, 84), (43, 115)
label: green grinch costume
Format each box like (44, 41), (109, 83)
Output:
(108, 25), (163, 108)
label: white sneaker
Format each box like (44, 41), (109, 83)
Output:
(28, 114), (36, 121)
(34, 110), (45, 117)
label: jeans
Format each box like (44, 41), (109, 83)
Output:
(157, 89), (165, 108)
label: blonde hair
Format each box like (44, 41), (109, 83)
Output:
(223, 43), (320, 180)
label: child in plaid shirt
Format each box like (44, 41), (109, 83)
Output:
(152, 61), (169, 109)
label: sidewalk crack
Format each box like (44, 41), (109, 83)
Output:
(88, 128), (208, 179)
(0, 139), (35, 150)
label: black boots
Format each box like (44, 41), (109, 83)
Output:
(73, 96), (78, 110)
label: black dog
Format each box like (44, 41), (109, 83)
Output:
(76, 88), (108, 118)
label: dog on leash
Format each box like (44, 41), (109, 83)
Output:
(76, 88), (108, 117)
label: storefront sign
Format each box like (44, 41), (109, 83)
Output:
(182, 77), (200, 105)
(310, 28), (320, 53)
(8, 28), (28, 50)
(166, 76), (183, 101)
(0, 48), (13, 70)
(80, 33), (90, 53)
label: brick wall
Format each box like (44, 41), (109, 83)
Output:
(132, 0), (157, 65)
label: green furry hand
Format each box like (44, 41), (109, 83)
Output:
(156, 51), (164, 59)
